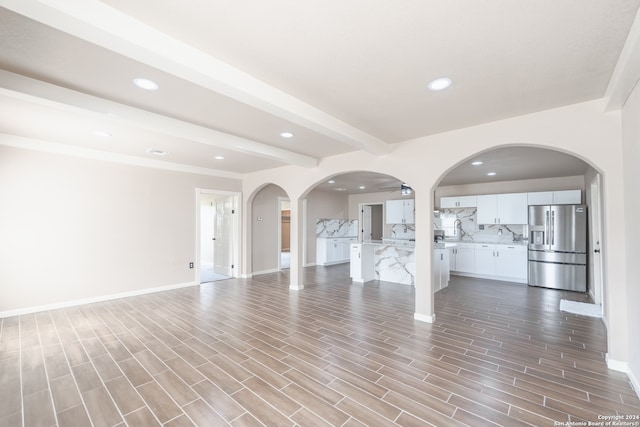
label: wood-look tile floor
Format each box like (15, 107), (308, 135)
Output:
(1, 265), (639, 426)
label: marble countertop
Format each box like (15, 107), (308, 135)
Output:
(363, 239), (415, 248)
(442, 239), (528, 246)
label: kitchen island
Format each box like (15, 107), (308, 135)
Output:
(350, 240), (416, 285)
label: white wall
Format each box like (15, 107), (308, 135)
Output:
(621, 80), (640, 393)
(0, 145), (241, 315)
(250, 184), (287, 274)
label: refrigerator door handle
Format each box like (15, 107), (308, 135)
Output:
(551, 210), (555, 246)
(545, 211), (550, 245)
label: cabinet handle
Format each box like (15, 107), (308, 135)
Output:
(497, 252), (499, 257)
(441, 254), (443, 260)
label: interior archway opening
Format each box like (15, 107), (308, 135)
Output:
(432, 145), (603, 308)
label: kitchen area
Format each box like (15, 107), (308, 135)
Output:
(330, 187), (587, 294)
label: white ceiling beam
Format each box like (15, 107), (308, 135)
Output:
(1, 0), (391, 155)
(0, 133), (244, 179)
(604, 5), (640, 110)
(0, 70), (318, 168)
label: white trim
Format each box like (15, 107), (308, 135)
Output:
(0, 281), (197, 318)
(195, 189), (242, 283)
(251, 268), (280, 276)
(289, 284), (305, 291)
(0, 133), (242, 179)
(304, 262), (317, 267)
(414, 313), (436, 323)
(606, 355), (640, 399)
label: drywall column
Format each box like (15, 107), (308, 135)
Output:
(413, 190), (435, 322)
(289, 196), (305, 290)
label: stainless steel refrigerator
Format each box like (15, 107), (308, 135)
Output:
(528, 205), (587, 292)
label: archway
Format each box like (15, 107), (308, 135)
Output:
(432, 145), (604, 309)
(248, 183), (291, 276)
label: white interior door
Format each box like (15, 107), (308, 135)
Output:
(361, 205), (372, 241)
(590, 174), (604, 305)
(200, 197), (215, 282)
(214, 198), (233, 276)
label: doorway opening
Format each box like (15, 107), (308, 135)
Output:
(359, 203), (383, 241)
(279, 197), (291, 270)
(197, 189), (240, 283)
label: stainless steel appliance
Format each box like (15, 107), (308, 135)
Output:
(528, 205), (587, 292)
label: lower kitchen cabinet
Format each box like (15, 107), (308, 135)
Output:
(452, 242), (528, 283)
(474, 244), (496, 276)
(495, 244), (528, 280)
(449, 243), (475, 274)
(433, 248), (450, 291)
(317, 237), (356, 266)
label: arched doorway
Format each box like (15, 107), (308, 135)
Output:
(432, 146), (604, 307)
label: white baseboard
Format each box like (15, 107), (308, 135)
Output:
(289, 284), (304, 291)
(251, 268), (280, 276)
(304, 262), (317, 267)
(0, 281), (198, 319)
(606, 355), (640, 399)
(414, 312), (436, 323)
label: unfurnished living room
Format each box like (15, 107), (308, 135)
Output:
(1, 1), (640, 426)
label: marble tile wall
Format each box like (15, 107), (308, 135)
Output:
(373, 244), (415, 285)
(390, 224), (415, 239)
(434, 208), (525, 243)
(316, 219), (358, 237)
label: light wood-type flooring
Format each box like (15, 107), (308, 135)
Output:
(1, 264), (639, 426)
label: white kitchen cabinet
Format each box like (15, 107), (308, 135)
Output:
(528, 190), (581, 205)
(317, 237), (356, 266)
(350, 244), (375, 283)
(495, 244), (528, 281)
(552, 190), (581, 204)
(474, 243), (496, 276)
(433, 248), (450, 291)
(476, 193), (528, 224)
(449, 243), (475, 274)
(527, 191), (553, 205)
(440, 196), (477, 208)
(473, 243), (527, 283)
(386, 199), (415, 224)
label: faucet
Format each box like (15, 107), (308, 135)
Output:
(453, 219), (462, 240)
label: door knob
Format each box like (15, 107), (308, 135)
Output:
(594, 249), (600, 253)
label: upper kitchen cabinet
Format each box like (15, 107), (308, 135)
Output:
(527, 190), (581, 205)
(386, 199), (415, 224)
(440, 196), (477, 208)
(476, 193), (528, 224)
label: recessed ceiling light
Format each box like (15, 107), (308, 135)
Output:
(427, 77), (452, 91)
(334, 188), (347, 192)
(359, 186), (366, 190)
(328, 180), (336, 184)
(280, 131), (294, 138)
(487, 172), (497, 176)
(146, 149), (168, 156)
(94, 131), (112, 137)
(214, 156), (224, 160)
(133, 78), (159, 91)
(471, 161), (483, 166)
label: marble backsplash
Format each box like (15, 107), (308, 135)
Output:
(434, 208), (526, 243)
(390, 224), (415, 239)
(316, 218), (358, 237)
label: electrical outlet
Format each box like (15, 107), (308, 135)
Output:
(189, 262), (194, 269)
